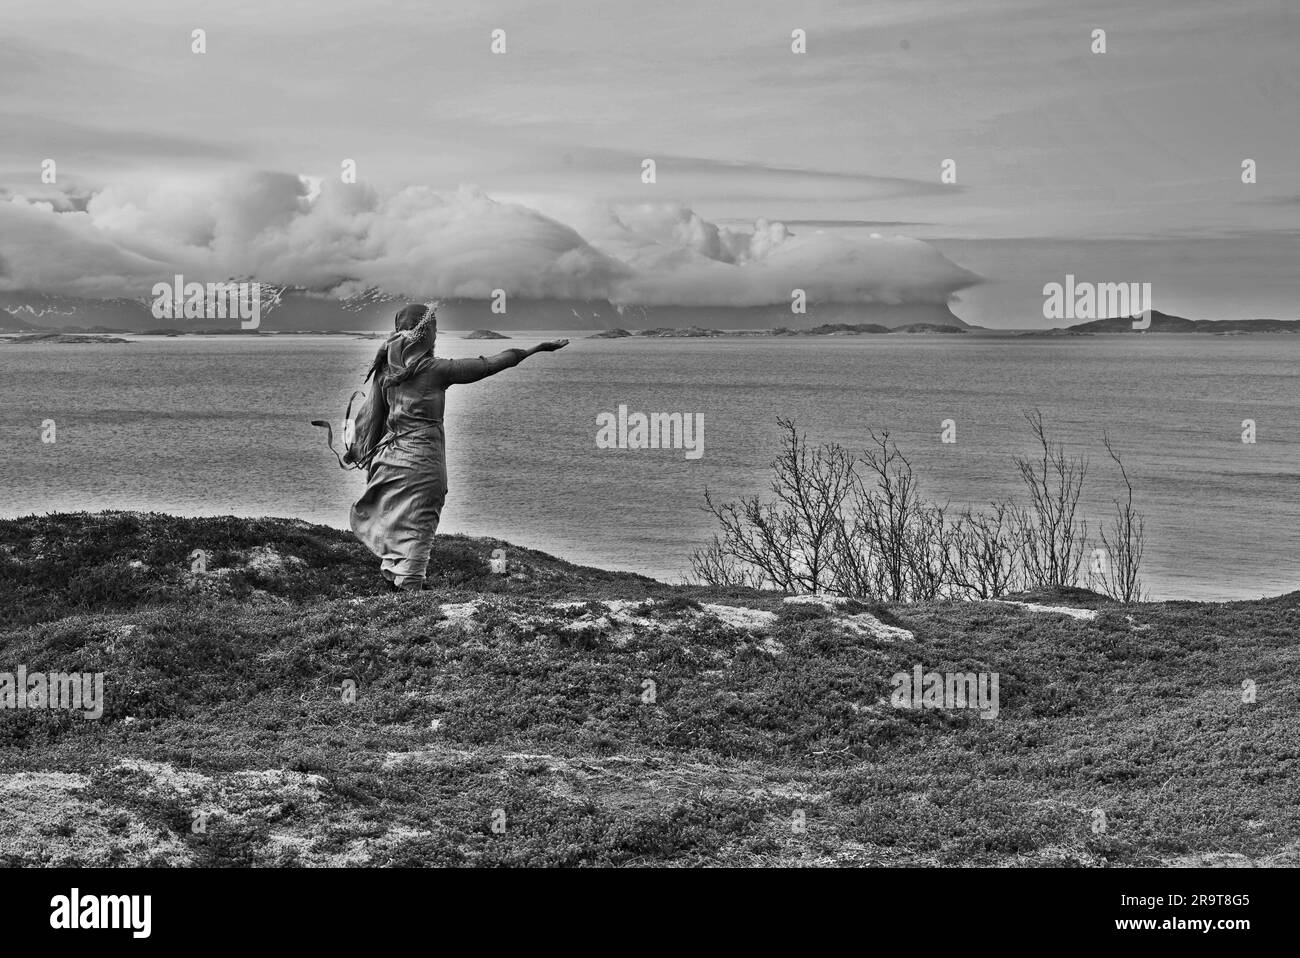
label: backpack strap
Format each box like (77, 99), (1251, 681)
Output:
(310, 419), (352, 470)
(311, 389), (367, 470)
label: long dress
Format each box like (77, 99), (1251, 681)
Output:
(350, 347), (528, 586)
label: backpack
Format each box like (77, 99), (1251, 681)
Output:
(314, 346), (437, 471)
(312, 386), (390, 471)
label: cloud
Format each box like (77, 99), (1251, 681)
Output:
(519, 148), (961, 204)
(0, 112), (246, 167)
(0, 171), (978, 306)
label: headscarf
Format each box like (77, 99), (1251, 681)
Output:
(366, 303), (438, 387)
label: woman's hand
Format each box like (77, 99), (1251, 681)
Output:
(531, 339), (569, 353)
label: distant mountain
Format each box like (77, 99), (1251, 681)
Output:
(0, 285), (406, 333)
(0, 288), (970, 332)
(0, 309), (41, 333)
(21, 289), (1297, 336)
(0, 292), (155, 330)
(439, 298), (970, 331)
(1065, 309), (1300, 333)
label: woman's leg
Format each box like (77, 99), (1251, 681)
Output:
(351, 441), (445, 590)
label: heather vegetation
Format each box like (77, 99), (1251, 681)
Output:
(2, 512), (1295, 866)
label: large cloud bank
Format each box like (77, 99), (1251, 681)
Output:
(0, 171), (977, 306)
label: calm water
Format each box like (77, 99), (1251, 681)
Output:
(1, 333), (1297, 601)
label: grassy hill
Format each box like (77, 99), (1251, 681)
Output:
(1, 512), (1297, 867)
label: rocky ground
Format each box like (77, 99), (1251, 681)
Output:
(1, 511), (1296, 867)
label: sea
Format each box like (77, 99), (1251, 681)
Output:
(2, 331), (1297, 601)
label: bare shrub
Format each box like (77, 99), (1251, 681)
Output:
(949, 503), (1026, 599)
(1013, 409), (1089, 589)
(691, 413), (1147, 605)
(1096, 433), (1147, 603)
(686, 538), (765, 590)
(846, 431), (952, 602)
(691, 424), (956, 601)
(690, 418), (857, 594)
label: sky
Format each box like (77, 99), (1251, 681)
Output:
(1, 0), (1297, 325)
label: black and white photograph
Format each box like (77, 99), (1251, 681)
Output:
(1, 0), (1295, 942)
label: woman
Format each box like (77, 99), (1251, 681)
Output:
(350, 303), (568, 591)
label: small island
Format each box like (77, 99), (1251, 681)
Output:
(774, 323), (891, 336)
(636, 326), (725, 338)
(1062, 310), (1300, 334)
(0, 333), (129, 345)
(463, 330), (510, 340)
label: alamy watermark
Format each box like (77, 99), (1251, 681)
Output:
(890, 664), (999, 719)
(1043, 274), (1152, 329)
(150, 274), (261, 329)
(50, 889), (150, 938)
(0, 666), (104, 719)
(595, 405), (704, 459)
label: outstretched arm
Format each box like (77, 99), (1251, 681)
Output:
(442, 339), (569, 385)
